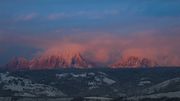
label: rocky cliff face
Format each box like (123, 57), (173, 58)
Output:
(6, 52), (92, 69)
(110, 56), (158, 68)
(29, 52), (91, 69)
(6, 54), (159, 69)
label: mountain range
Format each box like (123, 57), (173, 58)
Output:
(6, 52), (92, 69)
(110, 56), (158, 68)
(4, 50), (161, 69)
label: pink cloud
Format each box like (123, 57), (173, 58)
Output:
(47, 10), (120, 20)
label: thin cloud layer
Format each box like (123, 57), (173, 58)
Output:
(47, 10), (120, 20)
(16, 13), (38, 21)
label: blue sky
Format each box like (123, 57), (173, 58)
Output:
(0, 0), (180, 65)
(0, 0), (180, 35)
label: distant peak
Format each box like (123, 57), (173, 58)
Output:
(110, 56), (158, 68)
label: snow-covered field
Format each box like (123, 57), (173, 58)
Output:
(56, 72), (116, 90)
(143, 77), (180, 94)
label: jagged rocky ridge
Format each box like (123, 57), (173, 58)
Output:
(6, 52), (92, 69)
(111, 56), (158, 68)
(6, 52), (159, 69)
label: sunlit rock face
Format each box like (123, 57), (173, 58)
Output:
(29, 52), (91, 69)
(110, 56), (158, 68)
(6, 52), (92, 69)
(6, 55), (159, 69)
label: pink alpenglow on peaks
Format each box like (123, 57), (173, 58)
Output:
(6, 50), (92, 70)
(110, 56), (158, 68)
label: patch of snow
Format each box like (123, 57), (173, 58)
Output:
(56, 73), (69, 78)
(88, 72), (95, 76)
(88, 81), (99, 90)
(95, 77), (101, 82)
(98, 72), (107, 76)
(0, 73), (65, 97)
(56, 73), (88, 78)
(138, 80), (151, 86)
(144, 78), (180, 94)
(103, 77), (116, 85)
(55, 72), (117, 90)
(71, 73), (87, 78)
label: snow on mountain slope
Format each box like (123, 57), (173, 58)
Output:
(0, 72), (65, 97)
(56, 72), (116, 90)
(137, 78), (152, 86)
(143, 78), (180, 94)
(103, 77), (116, 85)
